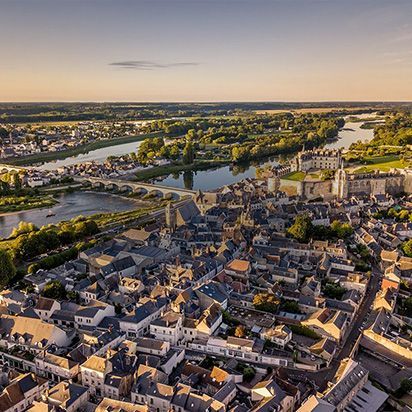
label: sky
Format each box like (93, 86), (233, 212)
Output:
(1, 0), (412, 102)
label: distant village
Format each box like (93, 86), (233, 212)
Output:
(0, 146), (412, 411)
(0, 121), (149, 159)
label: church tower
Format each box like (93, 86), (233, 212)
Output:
(165, 202), (176, 231)
(333, 166), (348, 200)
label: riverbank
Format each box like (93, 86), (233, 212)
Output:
(0, 195), (57, 214)
(4, 132), (161, 166)
(135, 159), (231, 181)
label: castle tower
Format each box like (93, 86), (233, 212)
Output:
(268, 176), (280, 193)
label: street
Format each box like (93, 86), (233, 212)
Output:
(285, 265), (383, 391)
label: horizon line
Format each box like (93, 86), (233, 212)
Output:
(1, 100), (412, 104)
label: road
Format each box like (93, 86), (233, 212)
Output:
(336, 265), (382, 361)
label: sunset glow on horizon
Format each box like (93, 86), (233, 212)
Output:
(1, 0), (412, 102)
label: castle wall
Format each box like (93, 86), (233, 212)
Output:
(404, 170), (412, 194)
(301, 180), (333, 200)
(279, 179), (302, 197)
(346, 175), (404, 197)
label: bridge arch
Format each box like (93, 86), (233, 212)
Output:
(163, 192), (180, 201)
(91, 181), (104, 189)
(106, 183), (119, 191)
(132, 187), (148, 196)
(119, 185), (133, 193)
(148, 189), (164, 198)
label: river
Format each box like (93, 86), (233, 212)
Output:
(37, 140), (144, 171)
(153, 114), (379, 190)
(154, 159), (279, 191)
(324, 112), (378, 150)
(0, 192), (138, 238)
(6, 113), (377, 236)
(35, 113), (378, 190)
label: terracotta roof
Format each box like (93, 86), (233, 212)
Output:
(210, 366), (229, 383)
(226, 259), (250, 273)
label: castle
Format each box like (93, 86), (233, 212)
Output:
(270, 148), (412, 200)
(292, 148), (343, 172)
(277, 168), (410, 200)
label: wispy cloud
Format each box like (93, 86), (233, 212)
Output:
(381, 50), (412, 65)
(109, 60), (199, 70)
(387, 23), (412, 44)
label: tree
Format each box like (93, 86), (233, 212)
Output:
(0, 249), (16, 289)
(288, 213), (313, 243)
(234, 325), (246, 338)
(42, 280), (66, 300)
(396, 378), (412, 397)
(169, 144), (180, 160)
(243, 367), (256, 382)
(323, 282), (347, 300)
(185, 129), (197, 141)
(10, 221), (38, 238)
(281, 300), (301, 314)
(330, 221), (353, 239)
(183, 141), (194, 164)
(13, 173), (22, 193)
(400, 297), (412, 318)
(0, 127), (8, 140)
(403, 240), (412, 258)
(253, 293), (280, 313)
(231, 145), (249, 163)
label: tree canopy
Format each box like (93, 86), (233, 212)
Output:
(253, 293), (280, 313)
(42, 280), (66, 300)
(0, 250), (16, 290)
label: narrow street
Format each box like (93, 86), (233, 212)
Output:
(286, 265), (383, 391)
(337, 264), (382, 361)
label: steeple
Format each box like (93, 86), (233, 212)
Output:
(165, 202), (176, 232)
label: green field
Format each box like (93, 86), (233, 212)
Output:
(281, 171), (305, 181)
(352, 155), (408, 173)
(4, 132), (161, 166)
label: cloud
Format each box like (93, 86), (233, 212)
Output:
(109, 60), (199, 70)
(381, 50), (412, 65)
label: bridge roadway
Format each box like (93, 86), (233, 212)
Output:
(0, 163), (33, 173)
(0, 163), (197, 199)
(74, 176), (197, 199)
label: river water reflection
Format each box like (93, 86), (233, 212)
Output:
(0, 192), (138, 238)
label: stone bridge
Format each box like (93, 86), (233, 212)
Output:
(0, 164), (32, 174)
(75, 176), (196, 200)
